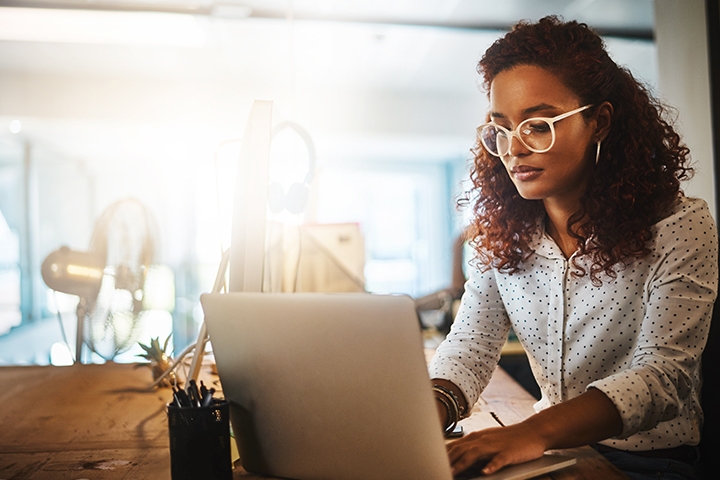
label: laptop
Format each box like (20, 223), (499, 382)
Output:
(201, 292), (575, 480)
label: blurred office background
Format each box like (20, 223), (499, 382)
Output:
(0, 0), (714, 365)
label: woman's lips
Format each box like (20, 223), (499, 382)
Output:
(511, 165), (543, 181)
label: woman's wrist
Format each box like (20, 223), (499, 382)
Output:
(431, 379), (469, 415)
(433, 383), (468, 419)
(431, 378), (468, 435)
(520, 388), (623, 450)
(434, 396), (449, 427)
(435, 394), (458, 434)
(519, 411), (561, 452)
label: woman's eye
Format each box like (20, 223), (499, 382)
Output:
(523, 121), (551, 134)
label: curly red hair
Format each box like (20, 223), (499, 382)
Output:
(463, 16), (692, 284)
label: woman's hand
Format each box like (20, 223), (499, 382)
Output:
(447, 388), (623, 476)
(446, 423), (548, 476)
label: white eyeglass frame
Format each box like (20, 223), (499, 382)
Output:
(478, 104), (594, 157)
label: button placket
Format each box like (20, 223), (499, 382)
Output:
(545, 256), (567, 404)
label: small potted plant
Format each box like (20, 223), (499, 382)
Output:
(137, 334), (176, 387)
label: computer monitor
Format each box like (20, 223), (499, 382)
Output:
(229, 99), (273, 293)
(188, 100), (273, 380)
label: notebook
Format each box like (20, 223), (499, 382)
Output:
(200, 292), (575, 480)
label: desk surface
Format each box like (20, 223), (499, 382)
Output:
(0, 362), (626, 480)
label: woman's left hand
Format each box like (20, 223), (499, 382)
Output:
(446, 423), (548, 476)
(447, 388), (624, 476)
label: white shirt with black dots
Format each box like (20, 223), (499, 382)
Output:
(429, 196), (718, 451)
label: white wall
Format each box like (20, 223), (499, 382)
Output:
(655, 0), (716, 218)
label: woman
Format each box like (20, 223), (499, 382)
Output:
(428, 16), (718, 480)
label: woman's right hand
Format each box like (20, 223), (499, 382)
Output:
(446, 422), (547, 476)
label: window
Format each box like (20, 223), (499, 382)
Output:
(315, 160), (459, 297)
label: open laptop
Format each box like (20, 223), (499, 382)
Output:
(201, 292), (575, 480)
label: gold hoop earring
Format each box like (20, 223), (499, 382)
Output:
(595, 141), (602, 165)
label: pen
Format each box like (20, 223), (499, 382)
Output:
(171, 386), (179, 406)
(187, 380), (201, 407)
(490, 411), (505, 427)
(173, 386), (192, 408)
(201, 390), (214, 407)
(172, 381), (216, 408)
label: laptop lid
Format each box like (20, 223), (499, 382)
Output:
(201, 292), (453, 480)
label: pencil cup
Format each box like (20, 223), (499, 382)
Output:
(167, 399), (233, 480)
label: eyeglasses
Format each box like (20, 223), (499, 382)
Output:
(477, 104), (593, 157)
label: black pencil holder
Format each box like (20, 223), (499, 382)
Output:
(167, 399), (233, 480)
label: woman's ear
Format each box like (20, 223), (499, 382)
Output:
(595, 101), (613, 142)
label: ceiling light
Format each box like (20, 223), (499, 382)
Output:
(9, 120), (21, 134)
(211, 3), (253, 19)
(0, 7), (207, 47)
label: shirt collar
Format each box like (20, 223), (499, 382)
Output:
(529, 217), (566, 260)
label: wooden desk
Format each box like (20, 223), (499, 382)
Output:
(0, 362), (180, 479)
(0, 363), (626, 479)
(464, 367), (627, 480)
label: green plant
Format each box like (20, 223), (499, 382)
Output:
(137, 334), (176, 387)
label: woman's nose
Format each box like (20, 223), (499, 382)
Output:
(507, 132), (531, 157)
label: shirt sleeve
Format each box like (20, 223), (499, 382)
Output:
(588, 199), (719, 439)
(428, 266), (512, 407)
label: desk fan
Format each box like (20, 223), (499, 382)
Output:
(42, 198), (158, 362)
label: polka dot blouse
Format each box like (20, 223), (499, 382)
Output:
(428, 196), (718, 451)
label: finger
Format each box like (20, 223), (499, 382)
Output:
(450, 449), (493, 476)
(446, 442), (464, 463)
(445, 427), (495, 451)
(446, 438), (483, 463)
(479, 452), (511, 475)
(446, 429), (496, 463)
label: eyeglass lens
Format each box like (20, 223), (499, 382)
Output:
(480, 118), (554, 157)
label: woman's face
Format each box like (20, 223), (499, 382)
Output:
(488, 64), (598, 208)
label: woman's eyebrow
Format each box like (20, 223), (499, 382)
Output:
(522, 103), (557, 115)
(489, 103), (558, 119)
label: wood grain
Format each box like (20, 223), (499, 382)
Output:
(0, 363), (173, 479)
(0, 362), (626, 479)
